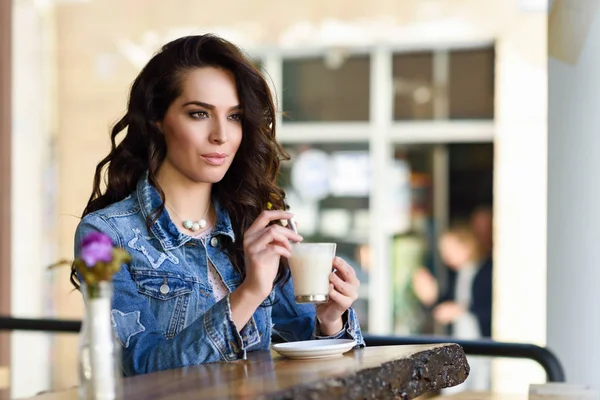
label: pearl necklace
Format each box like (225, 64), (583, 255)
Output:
(165, 201), (211, 233)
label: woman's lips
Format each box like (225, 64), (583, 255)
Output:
(201, 153), (227, 166)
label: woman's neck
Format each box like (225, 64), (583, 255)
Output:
(155, 162), (213, 221)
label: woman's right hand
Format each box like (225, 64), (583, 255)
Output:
(241, 210), (303, 299)
(412, 267), (439, 307)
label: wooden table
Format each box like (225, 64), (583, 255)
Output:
(26, 344), (468, 399)
(427, 392), (579, 400)
(431, 392), (595, 400)
(430, 394), (527, 400)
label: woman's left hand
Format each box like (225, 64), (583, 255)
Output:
(315, 257), (360, 335)
(433, 301), (466, 325)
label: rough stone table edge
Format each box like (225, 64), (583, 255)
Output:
(261, 343), (470, 400)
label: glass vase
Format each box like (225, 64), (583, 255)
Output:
(78, 281), (123, 400)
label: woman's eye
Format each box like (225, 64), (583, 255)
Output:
(190, 111), (209, 119)
(229, 113), (242, 122)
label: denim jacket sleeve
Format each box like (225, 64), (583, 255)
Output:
(75, 214), (248, 376)
(271, 274), (365, 347)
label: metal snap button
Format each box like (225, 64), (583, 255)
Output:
(160, 284), (170, 295)
(160, 277), (170, 294)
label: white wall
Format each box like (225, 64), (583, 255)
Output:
(492, 7), (548, 392)
(548, 2), (600, 388)
(10, 1), (56, 398)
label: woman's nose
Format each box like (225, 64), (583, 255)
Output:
(209, 118), (227, 144)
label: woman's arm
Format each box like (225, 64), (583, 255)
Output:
(232, 210), (304, 329)
(77, 209), (305, 375)
(76, 215), (251, 375)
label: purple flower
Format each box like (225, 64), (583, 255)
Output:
(81, 232), (114, 267)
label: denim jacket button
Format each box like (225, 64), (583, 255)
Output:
(210, 237), (218, 247)
(159, 284), (170, 294)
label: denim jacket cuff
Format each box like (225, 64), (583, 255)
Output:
(203, 294), (246, 361)
(313, 308), (365, 347)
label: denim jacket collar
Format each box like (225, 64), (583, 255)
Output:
(136, 171), (235, 251)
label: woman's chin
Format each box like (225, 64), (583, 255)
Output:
(189, 172), (227, 185)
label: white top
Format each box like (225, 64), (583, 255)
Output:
(452, 262), (481, 339)
(195, 227), (229, 302)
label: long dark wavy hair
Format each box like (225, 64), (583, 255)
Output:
(71, 34), (290, 289)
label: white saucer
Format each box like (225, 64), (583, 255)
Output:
(272, 339), (356, 360)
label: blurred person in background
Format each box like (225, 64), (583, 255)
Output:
(412, 222), (492, 337)
(412, 220), (492, 390)
(470, 204), (493, 261)
(71, 34), (364, 376)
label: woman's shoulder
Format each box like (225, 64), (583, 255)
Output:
(76, 195), (142, 243)
(83, 194), (140, 220)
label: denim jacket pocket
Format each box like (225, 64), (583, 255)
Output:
(133, 271), (193, 339)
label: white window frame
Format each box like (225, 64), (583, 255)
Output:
(257, 41), (495, 334)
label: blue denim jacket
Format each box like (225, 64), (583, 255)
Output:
(74, 173), (364, 376)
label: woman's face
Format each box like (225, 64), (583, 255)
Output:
(158, 67), (243, 184)
(439, 234), (474, 270)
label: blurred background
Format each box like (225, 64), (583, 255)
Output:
(0, 0), (564, 397)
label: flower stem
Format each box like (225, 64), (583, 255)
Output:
(88, 283), (99, 299)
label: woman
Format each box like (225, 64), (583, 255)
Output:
(73, 34), (364, 376)
(412, 223), (492, 338)
(412, 222), (492, 391)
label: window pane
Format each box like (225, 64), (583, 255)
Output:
(390, 143), (494, 335)
(282, 56), (370, 122)
(448, 143), (494, 217)
(393, 52), (434, 120)
(449, 47), (495, 119)
(279, 142), (370, 330)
